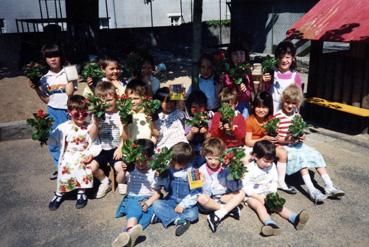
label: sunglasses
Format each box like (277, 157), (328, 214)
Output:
(70, 110), (88, 118)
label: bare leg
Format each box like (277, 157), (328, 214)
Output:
(247, 198), (271, 223)
(90, 160), (106, 180)
(114, 161), (126, 184)
(219, 191), (245, 213)
(197, 194), (222, 211)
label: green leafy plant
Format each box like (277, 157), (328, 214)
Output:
(86, 94), (110, 120)
(265, 192), (286, 213)
(185, 112), (209, 128)
(263, 118), (280, 137)
(116, 95), (133, 124)
(23, 62), (46, 86)
(219, 103), (235, 124)
(288, 115), (308, 138)
(81, 63), (104, 86)
(141, 96), (161, 116)
(26, 109), (54, 146)
(149, 147), (172, 176)
(228, 62), (252, 85)
(222, 147), (247, 180)
(261, 56), (277, 74)
(122, 139), (145, 165)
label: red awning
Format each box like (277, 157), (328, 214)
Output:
(287, 0), (369, 43)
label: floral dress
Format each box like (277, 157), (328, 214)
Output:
(57, 124), (94, 193)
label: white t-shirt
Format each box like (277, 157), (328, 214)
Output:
(127, 168), (157, 197)
(40, 68), (69, 109)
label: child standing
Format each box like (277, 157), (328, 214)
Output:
(245, 91), (296, 194)
(197, 137), (245, 233)
(262, 41), (303, 113)
(48, 95), (100, 210)
(274, 85), (345, 203)
(28, 44), (76, 179)
(112, 139), (161, 247)
(90, 81), (126, 197)
(242, 140), (309, 236)
(209, 88), (246, 148)
(152, 142), (199, 236)
(154, 87), (188, 149)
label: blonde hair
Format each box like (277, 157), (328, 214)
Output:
(219, 87), (237, 104)
(281, 84), (303, 106)
(201, 137), (226, 157)
(94, 81), (117, 98)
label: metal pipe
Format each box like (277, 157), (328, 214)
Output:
(112, 0), (117, 28)
(16, 20), (19, 33)
(150, 0), (153, 27)
(59, 0), (63, 18)
(39, 0), (43, 19)
(45, 0), (50, 19)
(54, 0), (58, 18)
(219, 0), (222, 44)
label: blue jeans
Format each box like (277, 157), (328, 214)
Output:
(47, 106), (68, 167)
(115, 195), (153, 230)
(152, 198), (198, 228)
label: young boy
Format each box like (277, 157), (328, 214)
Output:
(112, 139), (161, 247)
(90, 81), (126, 197)
(152, 142), (199, 236)
(242, 140), (309, 237)
(209, 88), (246, 148)
(197, 137), (245, 233)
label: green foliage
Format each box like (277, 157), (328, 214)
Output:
(26, 109), (54, 146)
(81, 63), (104, 84)
(219, 103), (235, 125)
(288, 115), (308, 138)
(261, 56), (277, 74)
(86, 94), (110, 120)
(116, 95), (133, 124)
(23, 62), (46, 86)
(265, 192), (286, 213)
(149, 147), (172, 175)
(141, 97), (161, 116)
(122, 139), (144, 164)
(206, 19), (231, 26)
(263, 118), (280, 137)
(222, 148), (247, 180)
(228, 62), (252, 85)
(185, 112), (209, 128)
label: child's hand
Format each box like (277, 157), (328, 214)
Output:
(175, 205), (184, 214)
(86, 77), (94, 88)
(223, 123), (231, 131)
(191, 126), (200, 134)
(299, 134), (306, 142)
(262, 73), (272, 82)
(82, 155), (93, 164)
(218, 121), (224, 130)
(113, 148), (123, 160)
(239, 82), (247, 93)
(264, 135), (277, 143)
(199, 127), (208, 134)
(140, 200), (149, 212)
(121, 162), (127, 171)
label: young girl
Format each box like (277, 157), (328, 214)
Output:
(223, 42), (254, 118)
(112, 139), (161, 247)
(198, 137), (245, 233)
(48, 95), (100, 210)
(28, 44), (76, 179)
(242, 140), (309, 237)
(154, 87), (188, 149)
(152, 142), (200, 237)
(245, 91), (296, 194)
(262, 41), (303, 113)
(275, 85), (345, 203)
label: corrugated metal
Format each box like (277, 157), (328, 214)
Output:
(287, 0), (369, 43)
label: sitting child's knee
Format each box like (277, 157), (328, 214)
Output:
(197, 194), (210, 205)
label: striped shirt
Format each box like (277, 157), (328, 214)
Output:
(98, 112), (122, 150)
(274, 110), (296, 138)
(127, 169), (157, 197)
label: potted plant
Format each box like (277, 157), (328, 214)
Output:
(265, 192), (286, 213)
(81, 63), (104, 87)
(185, 112), (209, 129)
(222, 147), (247, 180)
(121, 139), (145, 171)
(116, 95), (133, 124)
(228, 62), (252, 86)
(261, 55), (277, 74)
(288, 115), (308, 141)
(86, 94), (110, 120)
(26, 109), (54, 146)
(140, 96), (161, 117)
(263, 118), (280, 137)
(218, 102), (235, 136)
(23, 62), (46, 86)
(149, 147), (172, 177)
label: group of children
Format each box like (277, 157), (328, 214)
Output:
(28, 41), (345, 247)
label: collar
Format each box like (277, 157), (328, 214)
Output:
(206, 164), (223, 176)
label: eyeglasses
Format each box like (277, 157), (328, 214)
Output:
(70, 110), (88, 118)
(205, 156), (221, 162)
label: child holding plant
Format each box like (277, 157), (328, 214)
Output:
(209, 88), (246, 148)
(154, 87), (188, 149)
(48, 95), (101, 210)
(242, 140), (309, 237)
(261, 41), (303, 113)
(89, 81), (126, 197)
(274, 85), (345, 203)
(197, 137), (245, 233)
(245, 91), (296, 194)
(137, 53), (161, 96)
(152, 142), (200, 237)
(27, 43), (76, 180)
(112, 139), (161, 247)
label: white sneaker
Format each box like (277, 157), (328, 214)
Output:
(111, 232), (130, 247)
(96, 183), (112, 199)
(309, 189), (327, 204)
(128, 224), (143, 247)
(325, 186), (345, 197)
(118, 183), (128, 195)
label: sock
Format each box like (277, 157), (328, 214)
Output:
(302, 174), (317, 193)
(277, 162), (288, 189)
(321, 173), (333, 189)
(55, 192), (63, 197)
(289, 213), (298, 224)
(77, 189), (85, 194)
(263, 219), (277, 226)
(100, 176), (109, 185)
(214, 208), (228, 220)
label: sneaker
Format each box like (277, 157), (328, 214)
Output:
(325, 186), (345, 198)
(175, 220), (191, 236)
(48, 193), (63, 211)
(294, 210), (309, 230)
(309, 189), (327, 204)
(278, 185), (298, 195)
(49, 170), (58, 180)
(111, 232), (130, 247)
(207, 213), (221, 233)
(228, 206), (241, 220)
(76, 193), (88, 209)
(261, 223), (281, 237)
(96, 183), (112, 199)
(118, 184), (128, 195)
(128, 224), (142, 247)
